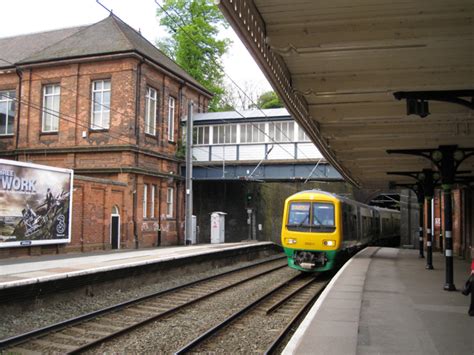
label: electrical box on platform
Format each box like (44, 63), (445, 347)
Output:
(210, 212), (226, 244)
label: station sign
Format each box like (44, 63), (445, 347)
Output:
(0, 159), (73, 248)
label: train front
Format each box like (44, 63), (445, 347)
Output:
(281, 191), (341, 272)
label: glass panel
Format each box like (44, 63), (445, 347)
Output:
(231, 125), (236, 143)
(103, 91), (110, 108)
(288, 122), (294, 141)
(213, 126), (218, 144)
(0, 101), (6, 134)
(203, 126), (209, 144)
(193, 127), (198, 145)
(288, 202), (310, 226)
(94, 81), (102, 91)
(7, 103), (14, 134)
(103, 80), (111, 90)
(224, 125), (231, 143)
(93, 93), (101, 112)
(312, 203), (335, 226)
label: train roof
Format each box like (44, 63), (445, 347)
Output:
(286, 189), (400, 213)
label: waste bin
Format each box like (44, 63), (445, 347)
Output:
(210, 211), (226, 244)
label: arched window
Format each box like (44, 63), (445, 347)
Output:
(112, 205), (119, 215)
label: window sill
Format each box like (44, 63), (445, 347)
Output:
(89, 128), (109, 133)
(168, 140), (176, 145)
(40, 131), (58, 136)
(145, 133), (157, 138)
(0, 134), (14, 138)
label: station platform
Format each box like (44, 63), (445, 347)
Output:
(0, 241), (276, 293)
(283, 247), (473, 355)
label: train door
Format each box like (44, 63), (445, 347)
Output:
(111, 205), (120, 249)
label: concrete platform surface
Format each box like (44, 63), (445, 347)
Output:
(0, 241), (273, 289)
(283, 247), (473, 355)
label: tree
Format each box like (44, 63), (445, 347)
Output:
(255, 91), (284, 109)
(156, 0), (230, 111)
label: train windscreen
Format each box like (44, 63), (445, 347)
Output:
(287, 202), (335, 232)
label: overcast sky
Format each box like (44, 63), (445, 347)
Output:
(1, 0), (272, 97)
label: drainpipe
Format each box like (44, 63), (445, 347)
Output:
(133, 174), (139, 249)
(132, 59), (143, 249)
(15, 68), (23, 154)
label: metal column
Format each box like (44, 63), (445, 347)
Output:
(185, 101), (193, 245)
(425, 197), (433, 269)
(443, 185), (456, 290)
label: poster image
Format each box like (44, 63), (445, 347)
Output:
(0, 159), (73, 248)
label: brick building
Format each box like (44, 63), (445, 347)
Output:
(0, 15), (212, 257)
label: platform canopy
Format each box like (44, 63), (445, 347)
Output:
(219, 0), (473, 189)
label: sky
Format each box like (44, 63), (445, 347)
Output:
(1, 0), (272, 100)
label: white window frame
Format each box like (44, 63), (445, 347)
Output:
(270, 121), (294, 142)
(91, 79), (111, 130)
(151, 185), (156, 218)
(194, 126), (210, 145)
(42, 84), (60, 133)
(166, 187), (174, 218)
(240, 123), (266, 143)
(0, 90), (15, 136)
(143, 184), (148, 219)
(167, 96), (175, 142)
(212, 124), (237, 144)
(145, 86), (157, 135)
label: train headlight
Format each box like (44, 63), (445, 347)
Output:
(285, 238), (297, 245)
(323, 240), (336, 247)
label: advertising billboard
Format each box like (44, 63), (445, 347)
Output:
(0, 159), (73, 248)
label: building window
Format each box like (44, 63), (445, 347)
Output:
(298, 125), (310, 142)
(193, 126), (210, 145)
(143, 184), (148, 218)
(151, 185), (156, 218)
(166, 187), (174, 218)
(91, 79), (111, 130)
(212, 124), (237, 144)
(42, 84), (60, 132)
(145, 86), (157, 135)
(0, 90), (15, 136)
(269, 121), (294, 142)
(240, 123), (266, 143)
(167, 96), (175, 141)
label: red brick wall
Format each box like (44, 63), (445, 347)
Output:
(0, 55), (210, 258)
(0, 175), (130, 258)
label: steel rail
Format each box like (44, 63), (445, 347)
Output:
(66, 260), (287, 354)
(264, 280), (328, 355)
(265, 276), (318, 314)
(174, 273), (309, 355)
(0, 255), (286, 350)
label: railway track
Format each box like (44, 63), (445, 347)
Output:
(176, 272), (328, 354)
(0, 256), (287, 354)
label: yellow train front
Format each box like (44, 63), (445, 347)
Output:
(281, 190), (380, 272)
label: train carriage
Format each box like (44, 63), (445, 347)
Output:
(281, 190), (400, 272)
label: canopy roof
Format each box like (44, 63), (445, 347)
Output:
(219, 0), (473, 189)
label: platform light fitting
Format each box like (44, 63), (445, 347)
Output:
(454, 150), (465, 161)
(431, 150), (443, 162)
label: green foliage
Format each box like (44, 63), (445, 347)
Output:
(256, 91), (284, 109)
(157, 0), (230, 111)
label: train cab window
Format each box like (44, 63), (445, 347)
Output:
(288, 202), (310, 227)
(287, 202), (335, 232)
(312, 203), (334, 227)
